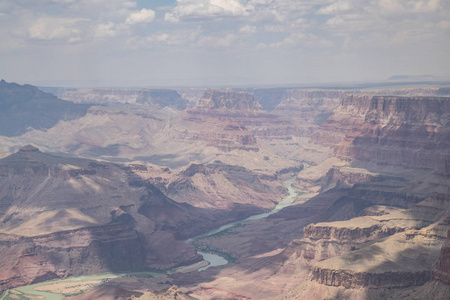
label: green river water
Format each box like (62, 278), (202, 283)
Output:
(1, 178), (300, 300)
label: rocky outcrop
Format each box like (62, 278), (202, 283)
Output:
(166, 161), (284, 211)
(0, 80), (90, 136)
(0, 147), (234, 291)
(0, 223), (145, 291)
(320, 167), (380, 192)
(433, 230), (450, 285)
(309, 233), (443, 289)
(313, 94), (450, 169)
(196, 90), (262, 110)
(181, 108), (260, 152)
(272, 90), (343, 124)
(303, 224), (405, 242)
(311, 268), (431, 289)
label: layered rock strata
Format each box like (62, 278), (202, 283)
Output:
(0, 146), (238, 291)
(311, 234), (442, 289)
(313, 95), (450, 169)
(166, 161), (285, 211)
(433, 230), (450, 285)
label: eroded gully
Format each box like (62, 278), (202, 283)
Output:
(3, 178), (300, 299)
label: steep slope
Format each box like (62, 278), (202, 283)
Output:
(165, 161), (285, 211)
(0, 146), (231, 291)
(313, 94), (450, 169)
(0, 80), (90, 136)
(434, 230), (450, 285)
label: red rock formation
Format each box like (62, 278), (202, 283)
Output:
(0, 223), (146, 291)
(313, 95), (450, 169)
(166, 161), (284, 211)
(303, 224), (405, 242)
(272, 89), (343, 124)
(433, 230), (450, 285)
(311, 267), (431, 289)
(0, 147), (237, 291)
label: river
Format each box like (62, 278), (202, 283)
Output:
(188, 178), (299, 270)
(1, 178), (300, 299)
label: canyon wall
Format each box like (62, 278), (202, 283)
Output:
(433, 230), (450, 285)
(0, 80), (90, 137)
(313, 94), (450, 169)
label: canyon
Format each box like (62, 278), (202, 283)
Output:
(0, 80), (449, 299)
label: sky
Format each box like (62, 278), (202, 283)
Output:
(0, 0), (449, 87)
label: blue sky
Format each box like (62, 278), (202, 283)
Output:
(0, 0), (449, 87)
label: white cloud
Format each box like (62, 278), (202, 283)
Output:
(165, 0), (253, 22)
(378, 0), (442, 15)
(239, 25), (257, 34)
(125, 29), (201, 49)
(28, 17), (87, 42)
(412, 0), (440, 13)
(125, 8), (155, 25)
(259, 32), (333, 49)
(95, 22), (117, 37)
(378, 0), (406, 15)
(317, 1), (352, 15)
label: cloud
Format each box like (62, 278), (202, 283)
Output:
(440, 20), (450, 28)
(258, 32), (333, 49)
(239, 25), (257, 34)
(317, 1), (353, 15)
(28, 17), (88, 42)
(412, 0), (440, 13)
(377, 0), (406, 15)
(125, 8), (155, 24)
(125, 29), (202, 49)
(378, 0), (442, 15)
(165, 0), (253, 22)
(197, 33), (237, 47)
(95, 22), (117, 37)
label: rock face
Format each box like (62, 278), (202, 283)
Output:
(0, 223), (145, 291)
(271, 90), (343, 124)
(166, 161), (284, 211)
(0, 146), (232, 291)
(433, 230), (450, 285)
(180, 108), (260, 152)
(309, 232), (443, 289)
(303, 223), (406, 243)
(311, 268), (431, 289)
(313, 94), (450, 169)
(196, 90), (262, 110)
(0, 80), (90, 136)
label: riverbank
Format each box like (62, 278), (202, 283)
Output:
(1, 179), (301, 299)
